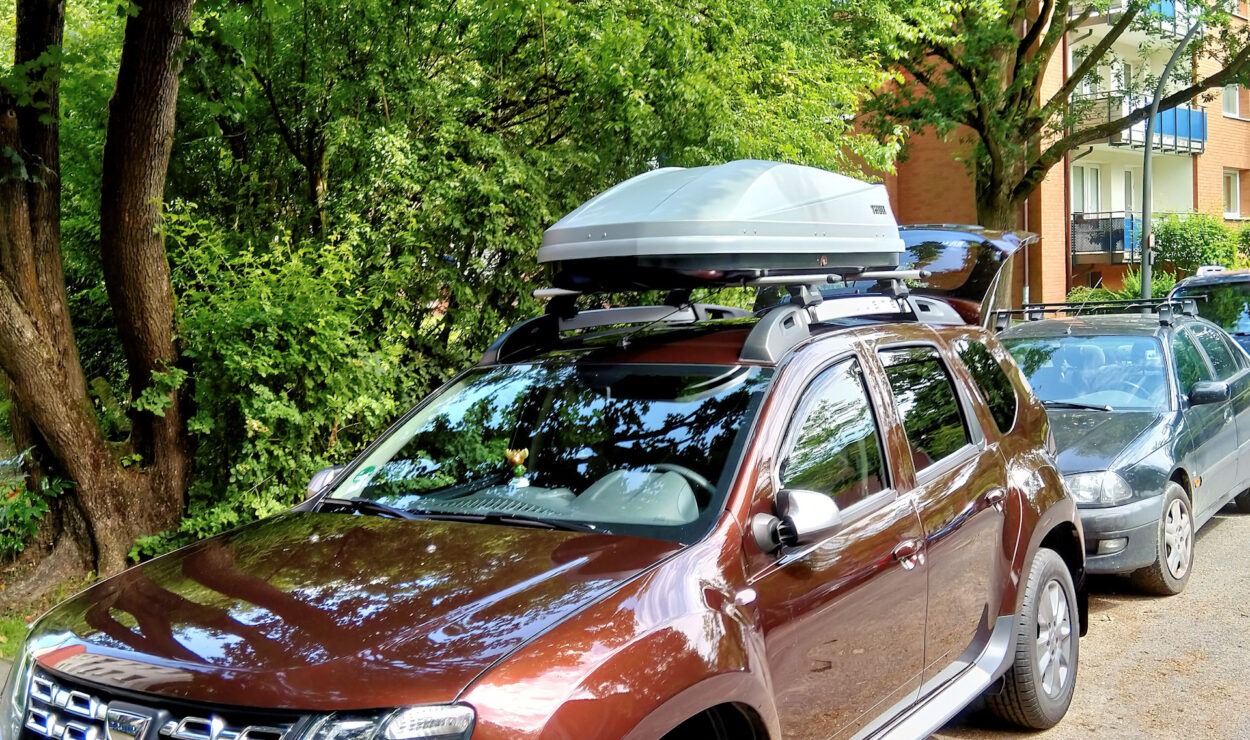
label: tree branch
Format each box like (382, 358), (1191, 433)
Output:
(1035, 4), (1140, 130)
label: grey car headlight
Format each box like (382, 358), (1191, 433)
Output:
(1064, 471), (1133, 505)
(0, 636), (35, 738)
(306, 705), (475, 740)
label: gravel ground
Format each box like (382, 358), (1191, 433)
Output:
(937, 502), (1250, 739)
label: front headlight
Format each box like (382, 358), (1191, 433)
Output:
(307, 705), (475, 740)
(0, 635), (35, 738)
(1064, 471), (1133, 505)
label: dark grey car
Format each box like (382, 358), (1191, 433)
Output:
(1000, 313), (1250, 594)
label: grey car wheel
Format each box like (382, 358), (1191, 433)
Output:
(984, 548), (1079, 729)
(1131, 482), (1193, 596)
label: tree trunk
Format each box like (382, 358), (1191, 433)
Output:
(98, 0), (196, 544)
(0, 0), (197, 579)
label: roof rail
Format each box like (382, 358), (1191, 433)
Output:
(991, 297), (1198, 331)
(477, 301), (752, 365)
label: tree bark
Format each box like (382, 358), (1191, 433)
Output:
(97, 0), (196, 553)
(0, 0), (198, 578)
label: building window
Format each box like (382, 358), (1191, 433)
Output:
(1225, 84), (1241, 117)
(1072, 165), (1101, 214)
(1225, 170), (1241, 218)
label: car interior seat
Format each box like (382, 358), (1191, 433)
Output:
(573, 469), (698, 525)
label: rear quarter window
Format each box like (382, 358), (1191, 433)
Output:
(955, 339), (1018, 433)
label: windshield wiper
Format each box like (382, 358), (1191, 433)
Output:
(1042, 400), (1112, 412)
(322, 498), (603, 532)
(322, 497), (422, 520)
(463, 512), (602, 533)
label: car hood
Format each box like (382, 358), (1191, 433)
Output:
(27, 512), (682, 711)
(1049, 410), (1169, 475)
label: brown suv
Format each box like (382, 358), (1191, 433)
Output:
(1, 165), (1084, 740)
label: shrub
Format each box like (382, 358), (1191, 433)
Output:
(1065, 267), (1177, 302)
(1153, 213), (1237, 272)
(0, 453), (62, 559)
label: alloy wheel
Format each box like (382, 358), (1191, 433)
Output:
(1163, 497), (1192, 580)
(1035, 578), (1073, 698)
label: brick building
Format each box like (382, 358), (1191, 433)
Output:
(878, 1), (1249, 304)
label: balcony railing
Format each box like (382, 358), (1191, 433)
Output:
(1075, 92), (1207, 154)
(1071, 211), (1143, 257)
(1070, 1), (1197, 36)
(1070, 211), (1188, 259)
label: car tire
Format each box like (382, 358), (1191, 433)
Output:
(1235, 489), (1250, 514)
(1130, 482), (1193, 596)
(985, 548), (1078, 730)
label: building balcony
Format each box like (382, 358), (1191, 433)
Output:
(1070, 1), (1196, 37)
(1070, 210), (1188, 264)
(1076, 93), (1207, 154)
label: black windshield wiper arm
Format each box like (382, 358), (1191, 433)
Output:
(322, 497), (422, 520)
(482, 513), (601, 533)
(1042, 400), (1112, 412)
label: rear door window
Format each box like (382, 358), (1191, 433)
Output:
(879, 346), (972, 473)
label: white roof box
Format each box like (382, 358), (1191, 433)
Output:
(539, 159), (903, 291)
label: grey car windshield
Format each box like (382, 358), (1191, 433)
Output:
(1003, 335), (1169, 412)
(326, 362), (771, 542)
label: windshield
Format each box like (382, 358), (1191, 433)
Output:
(1002, 334), (1169, 412)
(1172, 282), (1250, 340)
(325, 362), (772, 542)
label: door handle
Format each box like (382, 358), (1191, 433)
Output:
(985, 487), (1007, 512)
(892, 539), (924, 570)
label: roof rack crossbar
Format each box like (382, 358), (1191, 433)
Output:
(991, 297), (1198, 330)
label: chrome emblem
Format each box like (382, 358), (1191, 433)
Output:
(106, 707), (152, 740)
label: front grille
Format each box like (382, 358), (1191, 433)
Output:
(21, 668), (300, 740)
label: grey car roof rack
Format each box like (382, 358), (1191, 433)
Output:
(991, 297), (1198, 332)
(740, 288), (964, 364)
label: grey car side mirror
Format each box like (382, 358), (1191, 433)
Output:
(307, 465), (346, 498)
(752, 489), (843, 552)
(1189, 380), (1230, 406)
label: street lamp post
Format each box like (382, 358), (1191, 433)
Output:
(1141, 7), (1205, 299)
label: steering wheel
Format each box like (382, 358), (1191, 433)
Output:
(1106, 380), (1153, 400)
(649, 463), (716, 507)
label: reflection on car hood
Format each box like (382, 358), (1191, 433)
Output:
(1049, 410), (1168, 474)
(29, 512), (681, 711)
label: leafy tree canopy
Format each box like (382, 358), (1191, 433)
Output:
(843, 0), (1250, 227)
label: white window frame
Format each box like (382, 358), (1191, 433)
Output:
(1225, 84), (1241, 117)
(1225, 170), (1241, 218)
(1072, 165), (1102, 214)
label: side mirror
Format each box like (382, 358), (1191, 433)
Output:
(307, 465), (346, 498)
(1189, 380), (1230, 406)
(751, 489), (843, 552)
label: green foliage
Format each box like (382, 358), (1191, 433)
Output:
(28, 0), (904, 560)
(1152, 214), (1238, 272)
(1066, 267), (1177, 302)
(1237, 225), (1250, 262)
(0, 454), (62, 559)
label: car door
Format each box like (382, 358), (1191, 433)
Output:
(875, 343), (1009, 690)
(1171, 328), (1238, 520)
(748, 355), (927, 740)
(1187, 321), (1250, 494)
